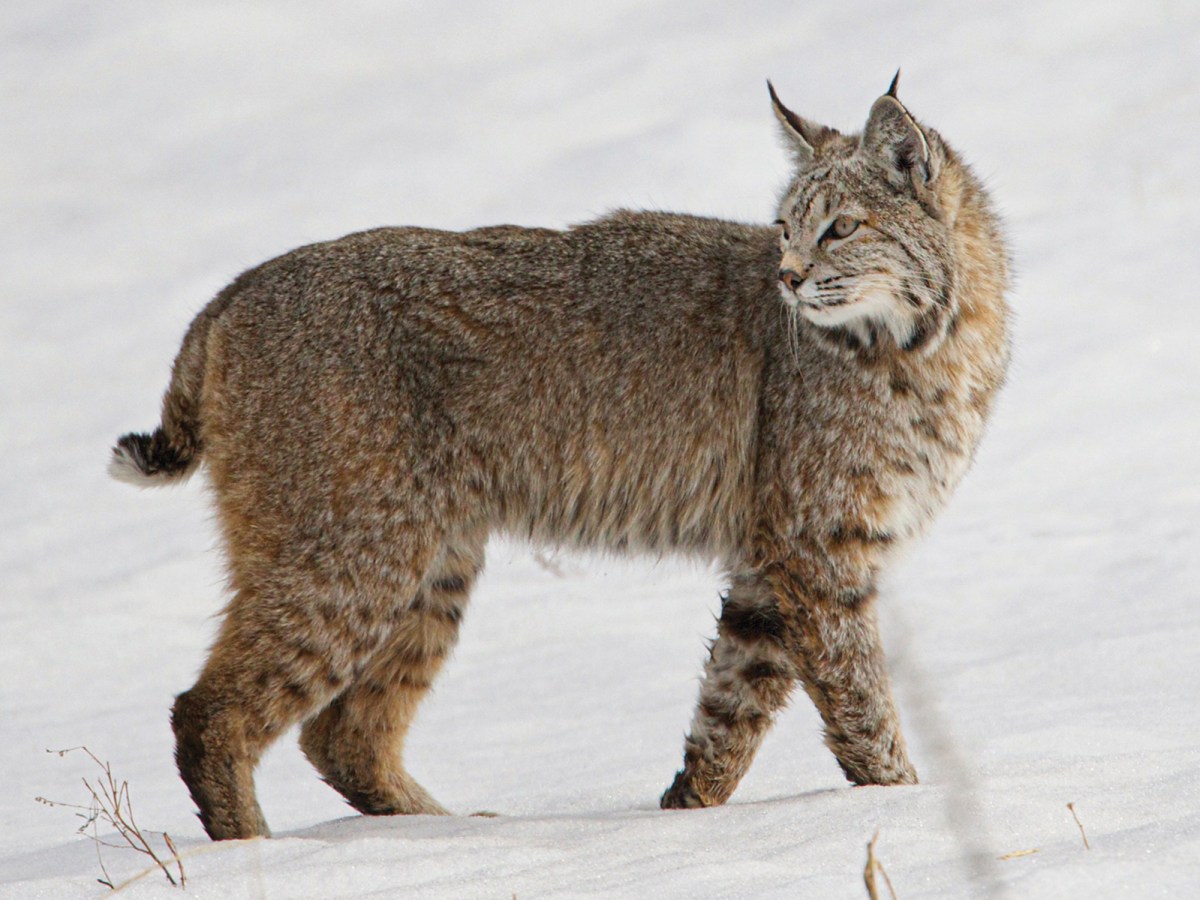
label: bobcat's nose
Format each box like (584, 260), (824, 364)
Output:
(779, 269), (803, 293)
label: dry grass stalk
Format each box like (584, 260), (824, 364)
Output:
(36, 747), (186, 889)
(998, 848), (1039, 860)
(1067, 802), (1090, 850)
(531, 548), (567, 577)
(863, 830), (898, 900)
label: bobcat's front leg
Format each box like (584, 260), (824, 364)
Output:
(790, 583), (917, 788)
(660, 568), (801, 809)
(661, 561), (915, 810)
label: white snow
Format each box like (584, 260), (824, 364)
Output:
(2, 1), (1199, 897)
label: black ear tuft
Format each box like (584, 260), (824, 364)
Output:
(768, 80), (808, 143)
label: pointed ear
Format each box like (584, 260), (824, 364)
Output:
(768, 80), (837, 167)
(861, 75), (942, 194)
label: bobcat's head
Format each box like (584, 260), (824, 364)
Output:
(770, 74), (963, 354)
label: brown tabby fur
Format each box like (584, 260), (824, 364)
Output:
(111, 77), (1009, 840)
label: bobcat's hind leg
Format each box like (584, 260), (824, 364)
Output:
(299, 537), (483, 817)
(171, 573), (419, 840)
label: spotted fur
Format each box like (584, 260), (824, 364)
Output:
(112, 77), (1009, 839)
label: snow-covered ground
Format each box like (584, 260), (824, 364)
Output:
(3, 1), (1198, 897)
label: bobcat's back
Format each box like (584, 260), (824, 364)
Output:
(197, 213), (781, 564)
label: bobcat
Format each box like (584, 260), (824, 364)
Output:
(110, 74), (1009, 840)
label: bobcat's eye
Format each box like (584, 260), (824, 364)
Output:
(774, 219), (791, 241)
(823, 216), (860, 243)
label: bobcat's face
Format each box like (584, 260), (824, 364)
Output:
(769, 77), (959, 353)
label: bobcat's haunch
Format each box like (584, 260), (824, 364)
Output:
(112, 76), (1009, 840)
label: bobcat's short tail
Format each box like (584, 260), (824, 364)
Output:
(109, 428), (200, 485)
(109, 307), (218, 487)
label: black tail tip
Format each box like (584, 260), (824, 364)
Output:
(109, 429), (194, 485)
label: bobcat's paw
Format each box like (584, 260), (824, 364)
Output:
(659, 771), (707, 809)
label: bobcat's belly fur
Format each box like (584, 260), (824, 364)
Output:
(111, 78), (1009, 840)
